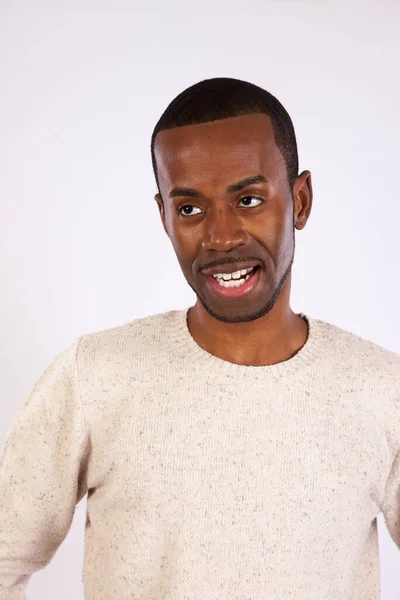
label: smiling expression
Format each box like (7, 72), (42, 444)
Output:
(153, 112), (311, 323)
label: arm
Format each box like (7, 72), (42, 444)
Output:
(381, 446), (400, 549)
(0, 337), (91, 599)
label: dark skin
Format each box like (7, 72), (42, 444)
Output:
(154, 112), (313, 366)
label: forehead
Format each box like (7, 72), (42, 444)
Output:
(154, 113), (284, 190)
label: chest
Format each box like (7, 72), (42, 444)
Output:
(90, 379), (388, 518)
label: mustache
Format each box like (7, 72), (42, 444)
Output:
(199, 256), (263, 272)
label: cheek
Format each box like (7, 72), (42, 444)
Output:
(164, 215), (197, 266)
(164, 210), (197, 248)
(276, 204), (295, 259)
(262, 200), (294, 262)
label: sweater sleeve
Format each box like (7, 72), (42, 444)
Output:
(0, 337), (91, 600)
(381, 445), (400, 549)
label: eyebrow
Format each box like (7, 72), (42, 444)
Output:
(168, 174), (268, 199)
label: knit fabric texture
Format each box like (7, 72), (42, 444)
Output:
(0, 307), (400, 600)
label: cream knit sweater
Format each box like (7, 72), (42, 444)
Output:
(1, 307), (400, 600)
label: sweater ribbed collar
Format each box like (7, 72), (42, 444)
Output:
(169, 307), (327, 386)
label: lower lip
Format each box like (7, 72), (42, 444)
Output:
(205, 267), (262, 299)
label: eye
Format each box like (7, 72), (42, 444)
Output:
(177, 196), (263, 217)
(239, 196), (264, 207)
(178, 205), (202, 217)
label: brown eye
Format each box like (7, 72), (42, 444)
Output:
(240, 196), (264, 207)
(178, 205), (202, 216)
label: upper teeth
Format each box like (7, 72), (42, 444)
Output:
(212, 267), (255, 281)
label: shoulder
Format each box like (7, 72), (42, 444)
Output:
(306, 315), (400, 451)
(308, 317), (400, 377)
(75, 308), (183, 364)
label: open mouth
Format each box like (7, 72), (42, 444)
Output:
(205, 265), (262, 298)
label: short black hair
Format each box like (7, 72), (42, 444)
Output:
(150, 77), (299, 203)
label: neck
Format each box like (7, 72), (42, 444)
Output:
(188, 281), (308, 367)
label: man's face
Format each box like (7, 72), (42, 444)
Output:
(154, 112), (311, 323)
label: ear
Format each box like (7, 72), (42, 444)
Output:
(293, 170), (313, 231)
(154, 193), (169, 237)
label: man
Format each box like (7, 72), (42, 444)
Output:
(0, 77), (399, 600)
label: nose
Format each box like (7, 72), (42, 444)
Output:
(201, 206), (249, 252)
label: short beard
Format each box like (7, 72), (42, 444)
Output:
(188, 224), (296, 324)
(187, 196), (297, 324)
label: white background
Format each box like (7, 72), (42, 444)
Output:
(1, 0), (399, 597)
